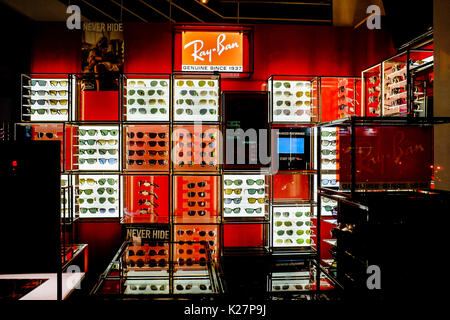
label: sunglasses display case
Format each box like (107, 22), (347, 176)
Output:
(319, 126), (339, 217)
(123, 75), (171, 122)
(72, 124), (121, 172)
(122, 175), (170, 224)
(267, 76), (319, 124)
(74, 174), (120, 218)
(222, 174), (269, 219)
(123, 124), (170, 172)
(409, 44), (434, 118)
(362, 64), (382, 117)
(21, 74), (70, 123)
(173, 175), (220, 223)
(91, 241), (223, 297)
(172, 125), (220, 172)
(382, 52), (408, 116)
(174, 226), (219, 264)
(172, 74), (220, 122)
(271, 205), (313, 248)
(320, 77), (361, 122)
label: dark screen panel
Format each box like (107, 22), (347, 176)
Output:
(0, 141), (60, 274)
(223, 91), (270, 170)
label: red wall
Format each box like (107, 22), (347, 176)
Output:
(32, 22), (395, 79)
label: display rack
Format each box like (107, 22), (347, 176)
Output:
(316, 116), (450, 295)
(362, 64), (382, 117)
(21, 74), (71, 123)
(362, 37), (434, 118)
(267, 75), (319, 124)
(90, 241), (224, 298)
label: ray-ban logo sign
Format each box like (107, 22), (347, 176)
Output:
(182, 31), (243, 72)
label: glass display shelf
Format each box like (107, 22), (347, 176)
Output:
(90, 241), (223, 298)
(172, 74), (220, 122)
(267, 75), (319, 124)
(122, 74), (171, 122)
(21, 74), (70, 123)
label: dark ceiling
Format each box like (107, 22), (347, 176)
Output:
(59, 0), (333, 24)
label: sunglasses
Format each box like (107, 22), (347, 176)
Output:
(129, 107), (167, 114)
(276, 101), (291, 107)
(322, 158), (338, 165)
(37, 132), (58, 139)
(321, 131), (336, 137)
(127, 283), (167, 291)
(177, 229), (194, 236)
(187, 182), (207, 188)
(322, 179), (337, 185)
(295, 109), (312, 116)
(321, 140), (337, 147)
(79, 178), (97, 185)
(187, 210), (207, 216)
(128, 159), (145, 165)
(275, 221), (293, 227)
(139, 181), (159, 188)
(79, 158), (97, 164)
(246, 179), (264, 186)
(80, 208), (116, 214)
(148, 150), (168, 157)
(274, 109), (291, 116)
(78, 198), (95, 204)
(187, 201), (206, 207)
(323, 198), (337, 204)
(321, 150), (337, 156)
(224, 208), (241, 214)
(224, 198), (241, 204)
(247, 188), (264, 195)
(31, 80), (47, 86)
(199, 108), (217, 115)
(275, 212), (290, 217)
(244, 208), (262, 214)
(148, 159), (167, 166)
(98, 178), (116, 185)
(199, 230), (215, 237)
(97, 187), (116, 195)
(98, 158), (117, 165)
(148, 141), (166, 147)
(224, 189), (242, 195)
(323, 205), (337, 212)
(99, 197), (116, 204)
(175, 108), (194, 115)
(274, 82), (291, 89)
(187, 191), (207, 197)
(224, 179), (243, 186)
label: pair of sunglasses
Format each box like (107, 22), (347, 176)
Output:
(188, 201), (206, 207)
(127, 132), (166, 139)
(187, 182), (207, 188)
(175, 108), (217, 115)
(187, 191), (206, 198)
(129, 141), (166, 147)
(77, 188), (114, 195)
(187, 210), (207, 216)
(80, 139), (118, 146)
(128, 159), (167, 166)
(224, 198), (241, 204)
(176, 80), (215, 87)
(128, 80), (168, 87)
(129, 107), (167, 114)
(322, 179), (337, 185)
(80, 208), (116, 214)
